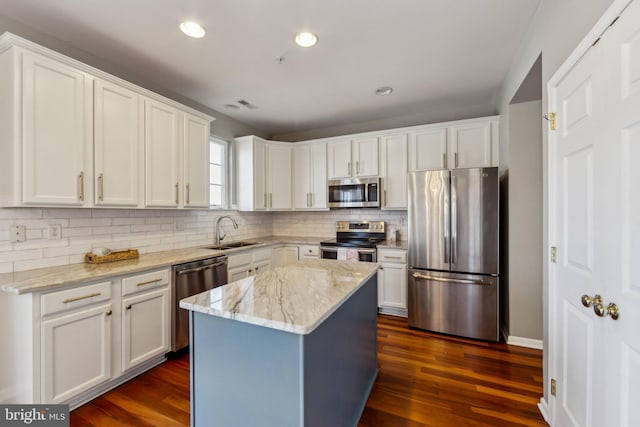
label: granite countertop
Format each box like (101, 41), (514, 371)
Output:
(0, 235), (327, 295)
(376, 240), (408, 250)
(179, 259), (378, 335)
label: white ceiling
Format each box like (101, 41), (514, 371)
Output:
(0, 0), (540, 137)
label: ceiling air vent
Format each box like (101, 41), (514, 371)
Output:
(237, 99), (258, 109)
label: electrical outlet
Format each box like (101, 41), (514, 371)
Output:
(175, 221), (186, 231)
(48, 224), (62, 240)
(10, 225), (26, 243)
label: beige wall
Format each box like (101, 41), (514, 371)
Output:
(507, 100), (543, 340)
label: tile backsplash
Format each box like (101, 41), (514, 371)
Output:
(0, 208), (407, 273)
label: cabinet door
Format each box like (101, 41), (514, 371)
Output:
(253, 259), (271, 275)
(183, 113), (210, 208)
(448, 121), (493, 169)
(292, 145), (311, 209)
(253, 140), (267, 210)
(41, 303), (112, 403)
(122, 287), (169, 371)
(94, 79), (141, 206)
(378, 263), (408, 313)
(327, 139), (352, 179)
(310, 142), (328, 209)
(145, 98), (179, 207)
(408, 127), (448, 171)
(282, 246), (299, 265)
(22, 52), (87, 206)
(353, 136), (379, 177)
(267, 144), (292, 210)
(380, 133), (408, 209)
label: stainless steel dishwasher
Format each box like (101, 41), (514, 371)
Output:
(172, 256), (228, 352)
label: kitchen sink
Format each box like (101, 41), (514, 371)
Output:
(203, 241), (261, 250)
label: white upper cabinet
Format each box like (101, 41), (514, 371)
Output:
(0, 33), (213, 209)
(293, 142), (327, 210)
(266, 143), (292, 210)
(408, 117), (499, 171)
(21, 51), (88, 206)
(328, 136), (379, 179)
(144, 99), (180, 207)
(448, 120), (495, 169)
(94, 79), (142, 207)
(379, 133), (408, 210)
(183, 113), (210, 208)
(408, 127), (448, 171)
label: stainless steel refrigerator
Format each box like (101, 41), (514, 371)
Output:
(407, 167), (499, 341)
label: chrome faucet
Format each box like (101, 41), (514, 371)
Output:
(215, 215), (238, 245)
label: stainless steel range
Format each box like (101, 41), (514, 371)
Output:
(320, 221), (385, 262)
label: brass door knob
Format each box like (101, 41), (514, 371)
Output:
(593, 302), (607, 317)
(581, 294), (602, 308)
(606, 302), (620, 320)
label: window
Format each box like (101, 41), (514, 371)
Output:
(210, 138), (228, 208)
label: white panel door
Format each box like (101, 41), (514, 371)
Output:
(183, 113), (210, 208)
(292, 145), (311, 209)
(310, 142), (328, 209)
(550, 2), (640, 425)
(380, 133), (408, 209)
(253, 139), (267, 210)
(328, 139), (352, 178)
(144, 98), (179, 207)
(122, 287), (169, 371)
(448, 122), (492, 169)
(266, 144), (292, 210)
(94, 79), (141, 206)
(408, 127), (448, 171)
(22, 52), (86, 205)
(353, 136), (379, 177)
(378, 262), (407, 311)
(41, 304), (112, 403)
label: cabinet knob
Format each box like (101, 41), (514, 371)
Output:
(126, 305), (132, 310)
(106, 310), (112, 316)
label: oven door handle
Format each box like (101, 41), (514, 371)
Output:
(357, 249), (376, 254)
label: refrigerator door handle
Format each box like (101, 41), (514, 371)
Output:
(443, 176), (450, 264)
(451, 175), (457, 265)
(412, 272), (490, 286)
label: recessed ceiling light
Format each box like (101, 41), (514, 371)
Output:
(180, 21), (206, 38)
(295, 32), (318, 48)
(375, 86), (393, 96)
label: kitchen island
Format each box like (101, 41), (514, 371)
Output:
(179, 259), (379, 427)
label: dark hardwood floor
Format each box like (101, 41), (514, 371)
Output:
(71, 315), (546, 426)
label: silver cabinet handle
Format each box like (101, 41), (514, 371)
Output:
(98, 173), (104, 201)
(384, 256), (402, 260)
(175, 183), (179, 205)
(454, 152), (459, 168)
(412, 272), (489, 286)
(78, 171), (84, 201)
(137, 278), (163, 287)
(442, 153), (446, 168)
(264, 193), (267, 208)
(384, 189), (387, 207)
(186, 184), (190, 205)
(307, 192), (310, 207)
(356, 161), (360, 174)
(269, 193), (273, 208)
(63, 292), (101, 303)
(348, 162), (351, 176)
(310, 192), (313, 207)
(176, 261), (227, 275)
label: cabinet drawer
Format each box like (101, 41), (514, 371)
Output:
(122, 269), (169, 296)
(299, 245), (319, 257)
(377, 249), (407, 264)
(253, 248), (272, 262)
(228, 253), (253, 269)
(41, 281), (112, 316)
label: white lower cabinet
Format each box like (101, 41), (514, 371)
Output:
(41, 302), (112, 403)
(121, 269), (170, 372)
(228, 247), (273, 281)
(298, 245), (320, 260)
(3, 267), (172, 407)
(377, 248), (408, 317)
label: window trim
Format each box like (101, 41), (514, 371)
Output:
(209, 137), (230, 209)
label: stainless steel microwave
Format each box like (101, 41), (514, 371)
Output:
(328, 177), (380, 208)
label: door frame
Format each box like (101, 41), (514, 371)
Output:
(545, 0), (632, 424)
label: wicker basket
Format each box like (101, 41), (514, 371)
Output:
(85, 249), (139, 264)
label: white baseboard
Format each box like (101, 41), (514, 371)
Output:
(506, 335), (544, 350)
(538, 397), (550, 425)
